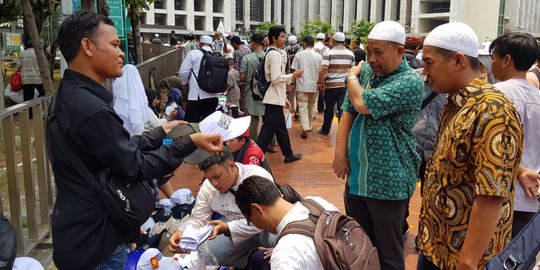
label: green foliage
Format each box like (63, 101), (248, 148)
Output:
(126, 0), (154, 19)
(41, 7), (61, 45)
(253, 19), (277, 35)
(0, 0), (23, 24)
(347, 20), (374, 44)
(298, 17), (333, 41)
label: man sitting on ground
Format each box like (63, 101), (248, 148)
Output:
(234, 176), (338, 270)
(168, 149), (275, 269)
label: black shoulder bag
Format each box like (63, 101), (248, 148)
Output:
(48, 96), (156, 238)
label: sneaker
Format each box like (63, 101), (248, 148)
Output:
(318, 127), (329, 135)
(284, 153), (302, 163)
(301, 131), (308, 139)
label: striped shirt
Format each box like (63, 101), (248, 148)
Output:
(321, 45), (354, 89)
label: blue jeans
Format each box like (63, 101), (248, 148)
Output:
(94, 244), (127, 270)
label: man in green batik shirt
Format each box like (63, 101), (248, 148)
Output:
(332, 21), (424, 270)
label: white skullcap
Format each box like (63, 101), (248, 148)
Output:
(199, 35), (213, 45)
(288, 35), (297, 44)
(316, 33), (325, 40)
(333, 32), (345, 42)
(154, 33), (159, 37)
(478, 41), (491, 56)
(424, 22), (479, 58)
(368, 21), (405, 45)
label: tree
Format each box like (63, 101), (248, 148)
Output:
(0, 0), (23, 24)
(22, 0), (53, 91)
(347, 20), (374, 44)
(298, 17), (333, 41)
(126, 0), (154, 64)
(253, 19), (277, 35)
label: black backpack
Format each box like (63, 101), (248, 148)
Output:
(251, 48), (277, 101)
(191, 49), (228, 93)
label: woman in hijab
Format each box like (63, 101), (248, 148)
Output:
(164, 88), (185, 121)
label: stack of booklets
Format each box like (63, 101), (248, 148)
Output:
(179, 224), (214, 251)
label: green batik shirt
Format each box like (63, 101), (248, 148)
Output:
(342, 58), (424, 200)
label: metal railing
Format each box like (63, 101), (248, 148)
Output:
(0, 96), (54, 255)
(137, 47), (184, 89)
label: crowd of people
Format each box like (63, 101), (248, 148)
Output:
(37, 9), (540, 270)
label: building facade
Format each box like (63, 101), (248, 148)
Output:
(139, 0), (540, 40)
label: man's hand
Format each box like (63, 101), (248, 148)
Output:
(162, 120), (187, 133)
(207, 220), (229, 240)
(348, 61), (364, 78)
(285, 100), (292, 109)
(318, 84), (325, 95)
(190, 133), (223, 152)
(332, 154), (350, 180)
(292, 70), (304, 79)
(169, 230), (185, 253)
(518, 169), (540, 198)
(259, 247), (274, 260)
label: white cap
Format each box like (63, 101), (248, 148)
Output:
(368, 21), (406, 45)
(13, 257), (44, 270)
(478, 41), (491, 56)
(199, 35), (213, 45)
(154, 34), (159, 38)
(333, 32), (345, 42)
(288, 35), (297, 44)
(316, 33), (325, 40)
(424, 22), (479, 58)
(199, 111), (250, 141)
(136, 248), (176, 270)
(170, 188), (194, 205)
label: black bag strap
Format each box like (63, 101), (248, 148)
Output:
(48, 96), (102, 192)
(421, 91), (438, 110)
(189, 49), (211, 81)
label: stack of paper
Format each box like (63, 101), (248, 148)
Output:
(179, 224), (214, 251)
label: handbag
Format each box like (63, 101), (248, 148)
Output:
(48, 96), (156, 238)
(486, 212), (540, 270)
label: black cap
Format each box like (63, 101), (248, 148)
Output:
(231, 36), (242, 44)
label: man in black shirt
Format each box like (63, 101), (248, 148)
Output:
(46, 11), (223, 269)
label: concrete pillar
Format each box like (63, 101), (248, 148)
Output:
(343, 0), (353, 32)
(331, 0), (343, 31)
(264, 0), (272, 22)
(166, 0), (175, 25)
(224, 0), (232, 33)
(205, 0), (213, 31)
(410, 0), (420, 33)
(529, 0), (536, 31)
(292, 0), (303, 35)
(308, 0), (320, 21)
(230, 0), (236, 32)
(186, 0), (194, 31)
(320, 0), (330, 23)
(400, 0), (413, 31)
(274, 0), (282, 24)
(244, 0), (250, 31)
(384, 0), (399, 21)
(370, 0), (383, 23)
(356, 0), (370, 21)
(284, 0), (292, 33)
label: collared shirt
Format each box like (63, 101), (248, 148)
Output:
(417, 76), (523, 270)
(234, 45), (251, 71)
(46, 69), (197, 269)
(342, 59), (424, 200)
(20, 48), (42, 84)
(263, 46), (293, 106)
(240, 50), (266, 116)
(179, 163), (273, 244)
(271, 196), (338, 270)
(291, 48), (322, 93)
(321, 45), (355, 89)
(179, 46), (220, 101)
(413, 83), (447, 161)
(495, 78), (540, 213)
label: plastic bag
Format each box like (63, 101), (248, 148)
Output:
(285, 110), (292, 129)
(10, 71), (22, 92)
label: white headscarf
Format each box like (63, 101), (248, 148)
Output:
(112, 64), (148, 137)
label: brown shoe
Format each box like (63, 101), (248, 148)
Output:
(301, 131), (308, 139)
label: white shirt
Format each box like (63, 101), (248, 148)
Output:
(271, 196), (339, 270)
(291, 48), (322, 93)
(144, 107), (167, 131)
(494, 79), (540, 212)
(313, 41), (329, 57)
(179, 46), (220, 101)
(179, 163), (273, 243)
(263, 47), (293, 106)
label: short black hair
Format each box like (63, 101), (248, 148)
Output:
(198, 148), (233, 171)
(435, 47), (481, 71)
(235, 176), (281, 217)
(58, 11), (114, 63)
(268, 25), (286, 44)
(489, 32), (538, 71)
(303, 35), (314, 47)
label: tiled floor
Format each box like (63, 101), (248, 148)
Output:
(170, 112), (422, 269)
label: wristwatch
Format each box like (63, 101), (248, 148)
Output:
(345, 76), (359, 84)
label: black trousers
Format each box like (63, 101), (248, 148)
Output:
(512, 211), (536, 239)
(317, 92), (325, 112)
(256, 104), (293, 157)
(23, 84), (45, 101)
(185, 97), (218, 122)
(344, 184), (408, 270)
(417, 253), (441, 270)
(321, 87), (346, 133)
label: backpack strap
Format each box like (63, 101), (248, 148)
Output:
(421, 91), (438, 110)
(190, 49), (211, 81)
(276, 198), (324, 242)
